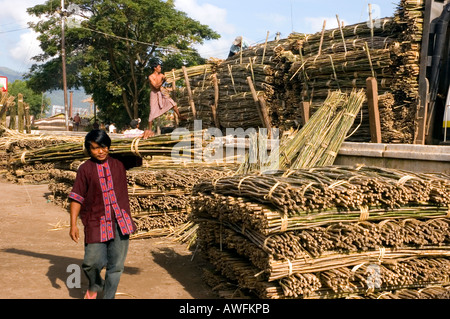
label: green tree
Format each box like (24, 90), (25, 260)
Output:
(26, 0), (220, 128)
(8, 80), (51, 119)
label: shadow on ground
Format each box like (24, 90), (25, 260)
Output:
(2, 248), (141, 299)
(151, 246), (218, 299)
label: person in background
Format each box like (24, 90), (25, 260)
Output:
(143, 62), (187, 139)
(69, 130), (137, 299)
(228, 36), (249, 59)
(123, 118), (144, 138)
(93, 119), (100, 130)
(74, 113), (81, 131)
(109, 123), (117, 134)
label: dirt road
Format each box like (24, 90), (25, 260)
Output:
(0, 178), (217, 299)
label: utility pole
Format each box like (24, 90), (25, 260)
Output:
(61, 0), (69, 131)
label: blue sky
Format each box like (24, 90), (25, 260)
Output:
(0, 0), (399, 75)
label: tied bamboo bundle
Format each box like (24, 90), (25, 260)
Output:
(194, 165), (450, 298)
(193, 165), (450, 233)
(198, 219), (450, 282)
(238, 89), (365, 174)
(165, 64), (214, 83)
(7, 131), (208, 166)
(200, 243), (450, 299)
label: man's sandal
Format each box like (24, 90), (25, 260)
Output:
(84, 290), (97, 299)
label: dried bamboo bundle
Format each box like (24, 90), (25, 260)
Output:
(201, 242), (450, 299)
(165, 64), (214, 83)
(193, 165), (450, 233)
(236, 89), (365, 174)
(7, 131), (208, 166)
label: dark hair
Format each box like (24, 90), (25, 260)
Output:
(130, 119), (139, 129)
(150, 58), (162, 71)
(84, 129), (111, 155)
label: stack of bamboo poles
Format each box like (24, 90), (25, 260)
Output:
(272, 0), (424, 142)
(170, 0), (424, 143)
(237, 89), (366, 175)
(171, 38), (291, 132)
(1, 92), (32, 133)
(172, 63), (218, 130)
(0, 126), (84, 182)
(1, 128), (240, 241)
(191, 165), (450, 299)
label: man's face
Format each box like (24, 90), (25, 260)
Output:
(89, 141), (109, 162)
(155, 65), (162, 73)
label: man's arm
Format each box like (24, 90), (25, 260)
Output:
(69, 201), (81, 243)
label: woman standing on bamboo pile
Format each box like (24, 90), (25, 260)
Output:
(69, 130), (137, 299)
(146, 62), (187, 138)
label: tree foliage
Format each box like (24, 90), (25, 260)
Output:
(26, 0), (220, 128)
(8, 80), (51, 118)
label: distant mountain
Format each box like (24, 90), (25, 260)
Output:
(0, 66), (91, 112)
(0, 67), (24, 83)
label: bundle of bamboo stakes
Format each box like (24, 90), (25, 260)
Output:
(272, 0), (424, 142)
(192, 165), (450, 299)
(6, 131), (208, 167)
(236, 89), (366, 175)
(0, 126), (84, 182)
(171, 38), (291, 132)
(170, 0), (424, 143)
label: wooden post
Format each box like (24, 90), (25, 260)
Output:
(227, 64), (237, 94)
(24, 102), (31, 134)
(69, 91), (73, 118)
(247, 76), (272, 137)
(171, 69), (179, 127)
(299, 101), (310, 126)
(18, 93), (24, 133)
(318, 20), (327, 56)
(247, 76), (264, 124)
(257, 96), (273, 139)
(261, 31), (270, 65)
(211, 74), (220, 128)
(336, 15), (347, 54)
(0, 93), (7, 126)
(0, 104), (6, 127)
(366, 77), (382, 143)
(9, 100), (16, 130)
(182, 66), (197, 120)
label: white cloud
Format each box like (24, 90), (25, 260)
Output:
(0, 0), (44, 68)
(0, 0), (42, 27)
(9, 31), (43, 67)
(174, 0), (235, 35)
(174, 0), (237, 59)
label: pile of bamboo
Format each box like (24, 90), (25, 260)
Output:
(1, 129), (240, 240)
(0, 126), (83, 182)
(236, 89), (366, 175)
(170, 0), (424, 143)
(192, 165), (450, 298)
(273, 0), (424, 142)
(170, 38), (291, 132)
